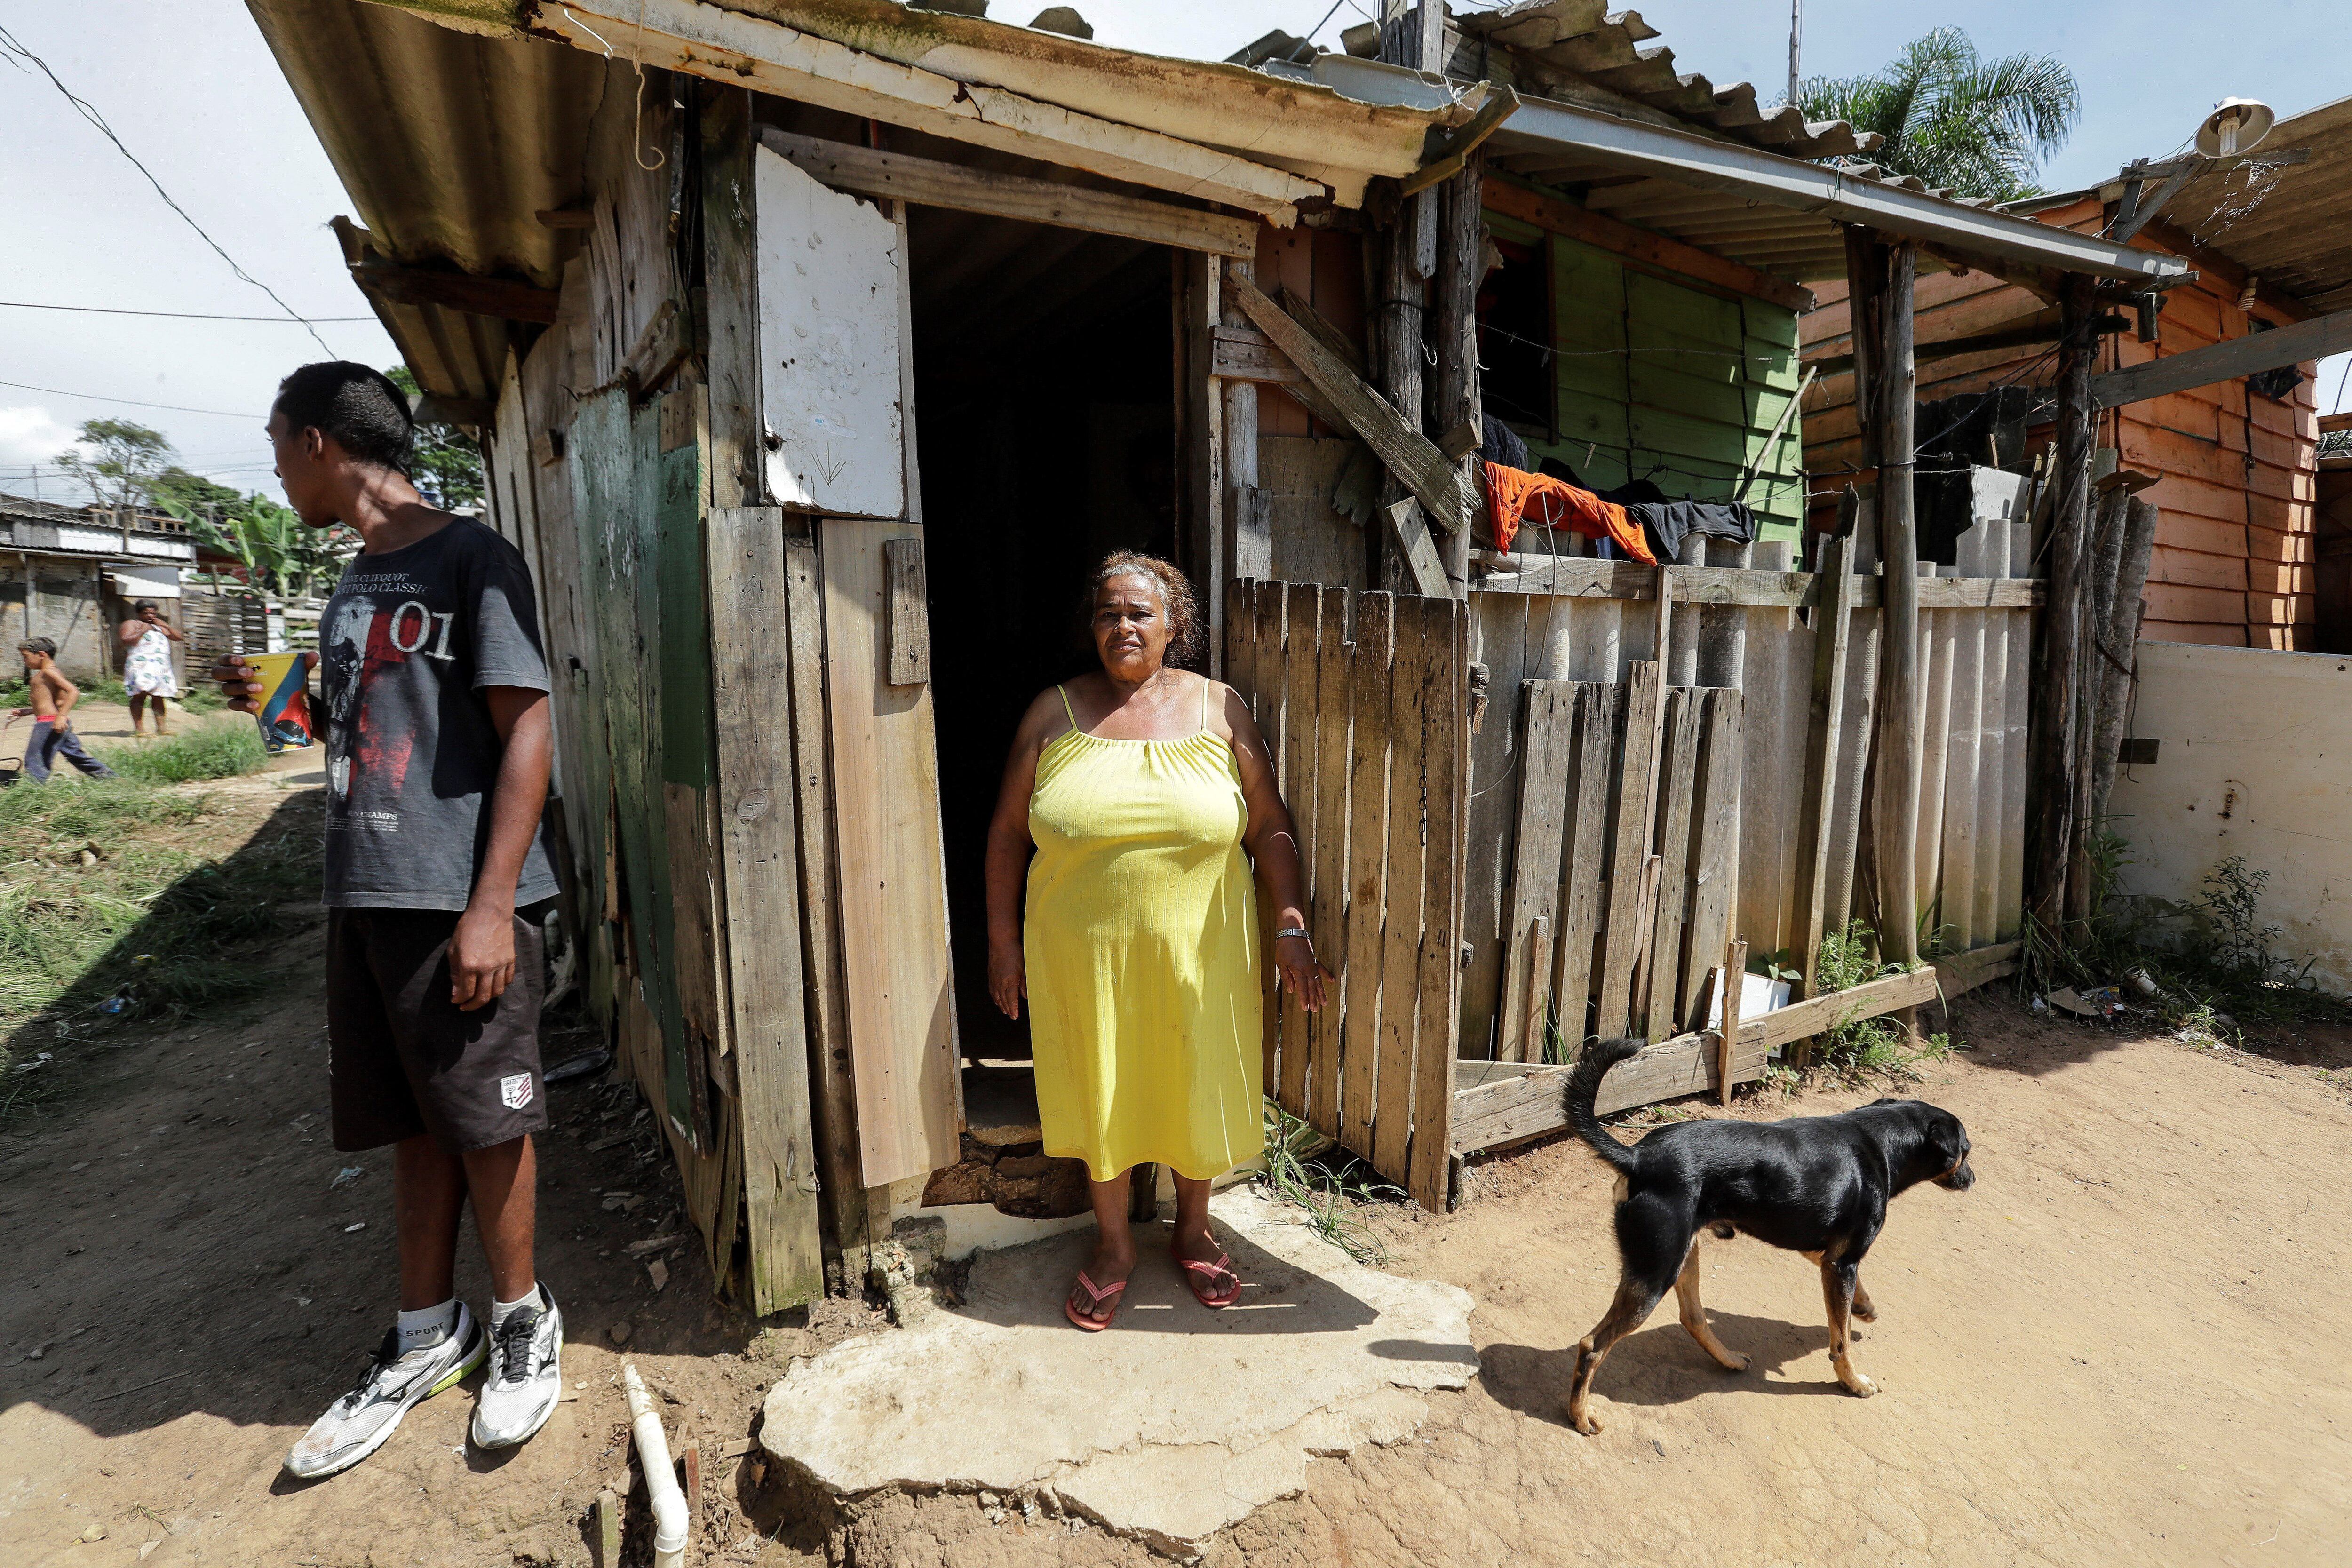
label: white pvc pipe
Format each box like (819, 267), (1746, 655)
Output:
(622, 1361), (690, 1568)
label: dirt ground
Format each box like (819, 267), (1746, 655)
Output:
(5, 775), (2350, 1567)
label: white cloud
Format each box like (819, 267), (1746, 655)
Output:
(0, 405), (90, 481)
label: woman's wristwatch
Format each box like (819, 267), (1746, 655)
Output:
(1275, 926), (1311, 942)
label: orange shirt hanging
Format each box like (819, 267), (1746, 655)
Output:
(1480, 462), (1657, 563)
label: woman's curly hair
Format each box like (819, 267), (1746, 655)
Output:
(1076, 551), (1205, 670)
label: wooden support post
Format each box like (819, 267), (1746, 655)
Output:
(1434, 151), (1485, 591)
(2027, 275), (2098, 947)
(1376, 223), (1427, 594)
(1176, 252), (1225, 637)
(1374, 0), (1438, 592)
(2089, 495), (2160, 826)
(1793, 520), (1858, 999)
(1851, 229), (1922, 1022)
(700, 82), (825, 1313)
(1224, 257), (1269, 600)
(1717, 938), (1746, 1106)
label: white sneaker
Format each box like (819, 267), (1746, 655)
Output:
(286, 1306), (485, 1479)
(471, 1286), (563, 1449)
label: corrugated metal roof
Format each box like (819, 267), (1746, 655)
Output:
(2161, 95), (2352, 313)
(1452, 0), (1880, 163)
(246, 0), (638, 407)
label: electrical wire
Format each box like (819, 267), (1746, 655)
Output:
(0, 23), (336, 357)
(0, 379), (266, 419)
(0, 301), (373, 323)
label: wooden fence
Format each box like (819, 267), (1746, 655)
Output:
(1496, 668), (1745, 1064)
(1462, 470), (2041, 1073)
(1223, 579), (1464, 1212)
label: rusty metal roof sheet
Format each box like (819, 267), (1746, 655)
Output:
(1450, 0), (1880, 163)
(246, 0), (636, 406)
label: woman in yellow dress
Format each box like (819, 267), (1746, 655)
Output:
(984, 552), (1324, 1330)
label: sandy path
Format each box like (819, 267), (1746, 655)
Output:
(1221, 1008), (2352, 1568)
(2, 780), (2346, 1567)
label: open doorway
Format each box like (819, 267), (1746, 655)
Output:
(905, 207), (1178, 1117)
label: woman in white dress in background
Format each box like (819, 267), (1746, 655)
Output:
(118, 600), (186, 736)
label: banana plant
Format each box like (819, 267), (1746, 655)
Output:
(159, 494), (355, 604)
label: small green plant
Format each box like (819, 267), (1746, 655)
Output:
(1809, 920), (1939, 1082)
(96, 721), (267, 784)
(2183, 856), (2283, 982)
(1255, 1100), (1402, 1266)
(1748, 947), (1803, 987)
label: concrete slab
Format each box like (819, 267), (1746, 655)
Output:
(761, 1189), (1478, 1556)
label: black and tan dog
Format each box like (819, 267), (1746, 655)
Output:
(1558, 1037), (1975, 1434)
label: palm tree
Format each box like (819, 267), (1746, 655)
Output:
(1800, 27), (2080, 202)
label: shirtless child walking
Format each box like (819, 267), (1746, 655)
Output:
(11, 637), (117, 782)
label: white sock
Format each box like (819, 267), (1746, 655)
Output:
(396, 1299), (459, 1355)
(489, 1284), (543, 1331)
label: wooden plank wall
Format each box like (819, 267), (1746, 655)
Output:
(1487, 213), (1808, 538)
(1803, 198), (2321, 648)
(1224, 578), (1462, 1211)
(1460, 489), (2036, 1060)
(463, 91), (825, 1306)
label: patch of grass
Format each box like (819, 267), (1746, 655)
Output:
(0, 776), (316, 1078)
(2065, 854), (2352, 1044)
(1255, 1100), (1403, 1266)
(95, 720), (267, 784)
(2, 675), (226, 714)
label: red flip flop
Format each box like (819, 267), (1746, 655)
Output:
(1178, 1252), (1241, 1309)
(1064, 1270), (1127, 1331)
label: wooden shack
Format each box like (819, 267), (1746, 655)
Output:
(252, 0), (2185, 1311)
(1801, 94), (2352, 650)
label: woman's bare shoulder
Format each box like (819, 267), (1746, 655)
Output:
(1015, 682), (1077, 745)
(1201, 674), (1257, 741)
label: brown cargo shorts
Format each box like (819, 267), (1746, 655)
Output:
(326, 903), (552, 1154)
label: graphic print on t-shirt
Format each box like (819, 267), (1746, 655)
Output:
(315, 517), (560, 912)
(322, 582), (443, 824)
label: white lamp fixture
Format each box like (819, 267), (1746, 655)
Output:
(2196, 97), (2275, 158)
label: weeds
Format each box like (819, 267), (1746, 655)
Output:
(1255, 1100), (1403, 1266)
(0, 675), (224, 714)
(0, 775), (316, 1078)
(1803, 920), (1953, 1085)
(95, 719), (267, 784)
(2057, 853), (2351, 1045)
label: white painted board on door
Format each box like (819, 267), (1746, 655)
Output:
(755, 144), (906, 520)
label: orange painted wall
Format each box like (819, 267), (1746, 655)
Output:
(1800, 198), (2320, 649)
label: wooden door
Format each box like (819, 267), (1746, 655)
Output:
(1223, 579), (1463, 1211)
(756, 143), (961, 1187)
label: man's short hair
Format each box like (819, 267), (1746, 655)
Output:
(19, 636), (57, 657)
(273, 361), (415, 474)
(134, 600), (159, 615)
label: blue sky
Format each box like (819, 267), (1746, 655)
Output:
(1, 0), (2341, 499)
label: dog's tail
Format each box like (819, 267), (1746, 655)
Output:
(1563, 1036), (1645, 1176)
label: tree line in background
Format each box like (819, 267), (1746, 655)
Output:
(48, 366), (482, 605)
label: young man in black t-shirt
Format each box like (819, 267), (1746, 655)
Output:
(217, 362), (564, 1478)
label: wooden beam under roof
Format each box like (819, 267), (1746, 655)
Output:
(755, 129), (1259, 257)
(528, 0), (1321, 219)
(350, 260), (559, 324)
(2092, 307), (2352, 407)
(1482, 175), (1814, 312)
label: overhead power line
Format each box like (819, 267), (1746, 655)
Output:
(0, 22), (337, 357)
(0, 301), (375, 323)
(0, 378), (266, 419)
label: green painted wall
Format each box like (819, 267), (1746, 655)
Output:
(1488, 212), (1806, 541)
